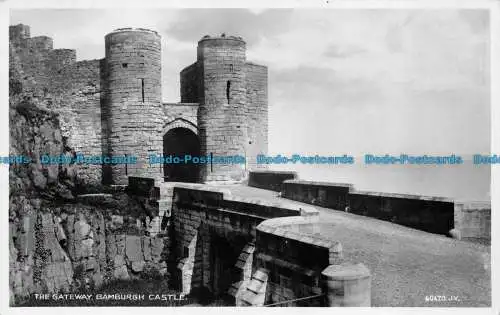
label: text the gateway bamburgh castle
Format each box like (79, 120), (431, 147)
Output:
(8, 9), (491, 309)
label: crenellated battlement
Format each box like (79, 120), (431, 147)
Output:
(27, 36), (53, 50)
(9, 25), (80, 87)
(9, 24), (30, 43)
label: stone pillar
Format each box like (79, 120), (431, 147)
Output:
(451, 202), (491, 242)
(321, 263), (371, 307)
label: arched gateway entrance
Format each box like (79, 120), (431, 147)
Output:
(163, 126), (200, 183)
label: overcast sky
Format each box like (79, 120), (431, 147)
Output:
(10, 9), (490, 156)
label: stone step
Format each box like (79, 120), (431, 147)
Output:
(246, 277), (266, 294)
(237, 268), (269, 306)
(252, 269), (268, 282)
(228, 279), (249, 298)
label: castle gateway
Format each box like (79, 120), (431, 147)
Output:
(9, 25), (269, 185)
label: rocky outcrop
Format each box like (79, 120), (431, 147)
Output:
(9, 66), (79, 304)
(107, 234), (168, 279)
(10, 204), (171, 305)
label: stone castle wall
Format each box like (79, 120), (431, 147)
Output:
(180, 62), (202, 104)
(52, 59), (104, 187)
(245, 62), (268, 171)
(162, 103), (198, 130)
(10, 24), (269, 187)
(10, 24), (103, 187)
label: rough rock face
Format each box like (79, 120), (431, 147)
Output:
(10, 201), (171, 305)
(9, 47), (171, 306)
(9, 63), (78, 303)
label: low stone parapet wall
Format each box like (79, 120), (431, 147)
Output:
(247, 215), (371, 306)
(348, 190), (454, 234)
(281, 180), (353, 210)
(280, 180), (456, 236)
(248, 170), (298, 191)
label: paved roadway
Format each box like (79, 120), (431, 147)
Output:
(212, 184), (491, 307)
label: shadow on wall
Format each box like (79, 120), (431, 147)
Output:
(163, 127), (201, 183)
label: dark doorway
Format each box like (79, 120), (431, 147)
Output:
(210, 234), (241, 299)
(163, 127), (200, 182)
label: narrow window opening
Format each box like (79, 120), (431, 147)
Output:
(229, 64), (234, 72)
(125, 154), (128, 175)
(141, 78), (145, 103)
(226, 80), (231, 103)
(210, 152), (213, 172)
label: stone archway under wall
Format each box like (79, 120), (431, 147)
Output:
(162, 119), (200, 183)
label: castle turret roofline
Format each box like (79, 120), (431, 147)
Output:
(198, 34), (245, 44)
(106, 27), (160, 37)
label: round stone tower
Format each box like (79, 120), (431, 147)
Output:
(103, 28), (163, 185)
(197, 34), (248, 182)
